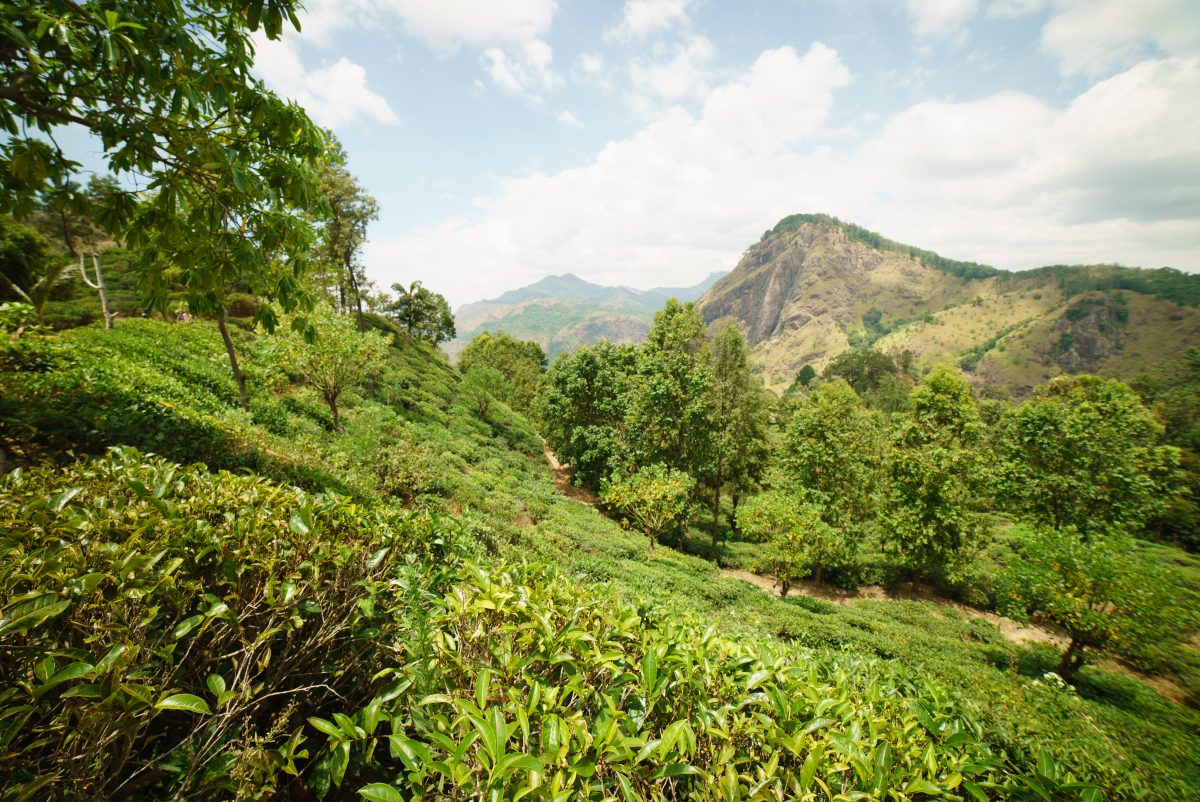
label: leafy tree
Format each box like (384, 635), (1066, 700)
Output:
(1001, 528), (1175, 680)
(459, 331), (546, 415)
(737, 491), (848, 594)
(702, 319), (769, 549)
(281, 306), (389, 431)
(601, 464), (695, 559)
(624, 299), (712, 478)
(822, 349), (900, 396)
(0, 216), (65, 325)
(460, 366), (510, 418)
(3, 0), (331, 407)
(382, 281), (455, 344)
(994, 375), (1180, 536)
(793, 364), (817, 390)
(536, 342), (636, 489)
(884, 366), (987, 576)
(311, 143), (378, 328)
(780, 379), (888, 531)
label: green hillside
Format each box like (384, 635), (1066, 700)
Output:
(3, 315), (1199, 800)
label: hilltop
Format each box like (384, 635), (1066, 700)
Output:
(447, 271), (725, 361)
(700, 214), (1200, 392)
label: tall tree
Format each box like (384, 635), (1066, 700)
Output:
(625, 299), (712, 480)
(312, 143), (378, 329)
(780, 379), (888, 532)
(702, 319), (769, 549)
(0, 216), (64, 325)
(884, 365), (986, 576)
(459, 331), (546, 415)
(994, 375), (1180, 537)
(536, 342), (637, 490)
(382, 281), (455, 344)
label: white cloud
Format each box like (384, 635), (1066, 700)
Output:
(383, 0), (558, 52)
(253, 35), (399, 128)
(556, 110), (583, 128)
(1041, 0), (1200, 76)
(628, 35), (719, 101)
(482, 39), (564, 101)
(906, 0), (979, 40)
(986, 0), (1046, 19)
(605, 0), (695, 43)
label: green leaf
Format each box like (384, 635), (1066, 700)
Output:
(49, 487), (82, 512)
(0, 597), (70, 636)
(357, 784), (404, 802)
(172, 614), (204, 639)
(155, 693), (212, 715)
(308, 717), (342, 738)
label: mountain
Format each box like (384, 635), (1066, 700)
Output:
(700, 214), (1200, 393)
(447, 270), (726, 361)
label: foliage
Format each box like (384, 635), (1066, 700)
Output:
(822, 348), (901, 397)
(460, 366), (510, 418)
(0, 215), (67, 324)
(310, 142), (379, 325)
(1001, 528), (1177, 680)
(0, 447), (464, 799)
(884, 366), (987, 576)
(459, 331), (546, 415)
(272, 305), (390, 431)
(601, 464), (695, 558)
(737, 491), (850, 593)
(624, 300), (713, 480)
(780, 379), (888, 532)
(381, 281), (455, 344)
(994, 375), (1181, 536)
(701, 320), (769, 547)
(536, 341), (636, 489)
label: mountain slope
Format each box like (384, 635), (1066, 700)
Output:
(448, 271), (725, 361)
(700, 214), (1200, 392)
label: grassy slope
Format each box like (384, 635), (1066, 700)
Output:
(3, 318), (1200, 799)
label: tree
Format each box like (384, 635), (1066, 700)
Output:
(884, 365), (987, 576)
(459, 331), (546, 415)
(994, 375), (1180, 537)
(601, 464), (695, 559)
(702, 319), (769, 549)
(790, 364), (817, 392)
(0, 216), (65, 325)
(460, 366), (510, 418)
(780, 379), (888, 531)
(822, 349), (900, 396)
(536, 342), (636, 490)
(624, 299), (712, 478)
(282, 306), (390, 432)
(1002, 527), (1175, 681)
(312, 144), (378, 329)
(3, 0), (331, 408)
(737, 491), (848, 595)
(382, 281), (455, 344)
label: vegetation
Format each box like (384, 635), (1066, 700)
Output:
(458, 331), (546, 415)
(381, 281), (456, 344)
(601, 463), (695, 559)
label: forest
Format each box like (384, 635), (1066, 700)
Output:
(2, 2), (1199, 801)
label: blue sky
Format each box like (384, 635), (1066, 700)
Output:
(248, 0), (1200, 309)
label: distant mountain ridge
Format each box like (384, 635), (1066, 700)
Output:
(699, 214), (1200, 392)
(447, 271), (726, 361)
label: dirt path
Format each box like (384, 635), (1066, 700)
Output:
(719, 568), (1190, 704)
(541, 443), (600, 508)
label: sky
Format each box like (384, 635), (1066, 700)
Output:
(247, 0), (1200, 309)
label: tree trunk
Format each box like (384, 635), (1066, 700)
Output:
(217, 310), (250, 410)
(813, 564), (823, 586)
(80, 253), (114, 329)
(326, 393), (341, 433)
(779, 579), (790, 599)
(710, 481), (722, 553)
(345, 256), (366, 332)
(729, 492), (740, 533)
(647, 533), (655, 561)
(1057, 638), (1086, 680)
